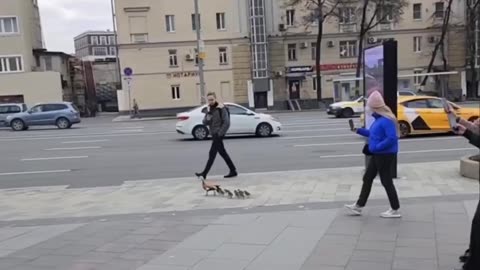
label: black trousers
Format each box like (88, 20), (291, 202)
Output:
(356, 154), (400, 210)
(201, 135), (236, 176)
(465, 200), (480, 270)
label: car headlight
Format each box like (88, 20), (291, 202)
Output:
(330, 106), (340, 110)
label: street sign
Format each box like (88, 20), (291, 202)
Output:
(123, 67), (133, 77)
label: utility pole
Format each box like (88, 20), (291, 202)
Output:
(194, 0), (206, 104)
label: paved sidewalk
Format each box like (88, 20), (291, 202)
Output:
(0, 197), (476, 270)
(0, 161), (477, 221)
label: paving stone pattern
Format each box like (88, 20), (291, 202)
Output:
(0, 199), (477, 270)
(0, 161), (477, 221)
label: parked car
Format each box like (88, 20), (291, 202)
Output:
(360, 96), (480, 137)
(6, 102), (81, 131)
(0, 103), (28, 126)
(176, 103), (282, 140)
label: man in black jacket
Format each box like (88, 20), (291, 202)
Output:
(456, 120), (479, 270)
(196, 92), (237, 179)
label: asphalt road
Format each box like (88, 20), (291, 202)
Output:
(0, 111), (477, 189)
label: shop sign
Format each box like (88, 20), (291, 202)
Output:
(286, 66), (314, 73)
(316, 63), (358, 71)
(166, 71), (199, 79)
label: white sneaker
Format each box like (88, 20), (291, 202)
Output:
(380, 209), (402, 218)
(345, 203), (363, 216)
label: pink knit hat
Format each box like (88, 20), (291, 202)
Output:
(367, 91), (386, 109)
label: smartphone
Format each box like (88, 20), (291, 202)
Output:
(348, 119), (355, 131)
(441, 98), (458, 131)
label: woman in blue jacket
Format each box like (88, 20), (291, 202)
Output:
(345, 91), (401, 218)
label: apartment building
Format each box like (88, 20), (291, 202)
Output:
(0, 0), (63, 106)
(74, 30), (117, 61)
(114, 0), (470, 114)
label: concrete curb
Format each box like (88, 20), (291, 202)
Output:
(460, 155), (480, 180)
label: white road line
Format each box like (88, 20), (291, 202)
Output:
(62, 140), (109, 144)
(279, 134), (354, 140)
(0, 131), (174, 142)
(282, 122), (350, 127)
(21, 156), (88, 161)
(112, 129), (144, 133)
(115, 126), (145, 129)
(44, 146), (102, 151)
(319, 148), (476, 158)
(0, 170), (71, 176)
(282, 128), (348, 133)
(294, 137), (461, 147)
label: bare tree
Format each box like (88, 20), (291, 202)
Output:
(420, 0), (454, 88)
(466, 0), (480, 97)
(354, 0), (408, 89)
(284, 0), (344, 102)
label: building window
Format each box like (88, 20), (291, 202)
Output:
(92, 36), (99, 45)
(311, 42), (317, 60)
(216, 13), (226, 30)
(194, 48), (199, 65)
(44, 56), (52, 70)
(0, 56), (23, 73)
(286, 9), (295, 26)
(413, 3), (422, 20)
(288, 44), (297, 61)
(109, 47), (116, 55)
(413, 36), (422, 52)
(166, 15), (175, 32)
(171, 85), (181, 100)
(192, 14), (201, 31)
(109, 36), (116, 45)
(0, 17), (19, 34)
(131, 33), (148, 43)
(169, 49), (178, 67)
(338, 7), (355, 24)
(313, 77), (317, 91)
(413, 69), (423, 85)
(435, 2), (444, 19)
(93, 47), (108, 56)
(219, 47), (228, 64)
(339, 40), (357, 58)
(100, 36), (107, 45)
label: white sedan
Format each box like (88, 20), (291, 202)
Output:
(176, 103), (282, 140)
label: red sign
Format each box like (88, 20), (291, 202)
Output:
(315, 63), (358, 71)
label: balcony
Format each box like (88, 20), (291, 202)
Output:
(339, 23), (357, 33)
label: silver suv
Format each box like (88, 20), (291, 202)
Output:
(0, 103), (28, 126)
(6, 102), (81, 131)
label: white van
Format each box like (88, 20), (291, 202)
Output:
(0, 103), (28, 126)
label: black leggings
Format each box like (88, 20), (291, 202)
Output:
(356, 154), (400, 210)
(201, 135), (236, 177)
(465, 200), (480, 270)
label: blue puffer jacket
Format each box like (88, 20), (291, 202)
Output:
(356, 113), (398, 154)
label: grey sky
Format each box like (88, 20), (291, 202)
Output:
(39, 0), (113, 53)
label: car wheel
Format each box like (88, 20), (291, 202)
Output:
(56, 117), (71, 129)
(399, 121), (411, 138)
(256, 123), (273, 137)
(11, 119), (25, 131)
(193, 125), (209, 140)
(342, 108), (354, 118)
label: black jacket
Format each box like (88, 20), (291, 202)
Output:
(464, 129), (480, 148)
(203, 104), (230, 137)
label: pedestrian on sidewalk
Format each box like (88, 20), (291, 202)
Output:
(195, 92), (237, 180)
(345, 91), (401, 218)
(132, 99), (140, 119)
(455, 119), (479, 270)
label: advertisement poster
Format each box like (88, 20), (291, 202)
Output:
(364, 45), (385, 129)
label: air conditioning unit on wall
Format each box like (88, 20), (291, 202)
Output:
(300, 42), (309, 49)
(327, 41), (335, 48)
(367, 37), (377, 44)
(278, 24), (286, 32)
(185, 54), (194, 61)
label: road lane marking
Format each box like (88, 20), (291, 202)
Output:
(44, 146), (102, 151)
(112, 129), (144, 133)
(279, 134), (354, 140)
(115, 126), (145, 129)
(294, 137), (461, 147)
(282, 128), (348, 133)
(62, 140), (109, 144)
(0, 170), (71, 176)
(319, 148), (476, 158)
(0, 131), (175, 142)
(21, 156), (88, 161)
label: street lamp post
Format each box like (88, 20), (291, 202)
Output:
(194, 0), (206, 104)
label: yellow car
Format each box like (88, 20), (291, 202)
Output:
(360, 96), (480, 137)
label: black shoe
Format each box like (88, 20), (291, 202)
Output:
(224, 171), (238, 178)
(195, 172), (206, 180)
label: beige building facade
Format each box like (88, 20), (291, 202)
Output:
(114, 0), (471, 114)
(0, 0), (63, 106)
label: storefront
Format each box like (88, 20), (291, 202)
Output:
(285, 66), (314, 100)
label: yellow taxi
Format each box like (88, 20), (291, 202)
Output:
(360, 96), (480, 137)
